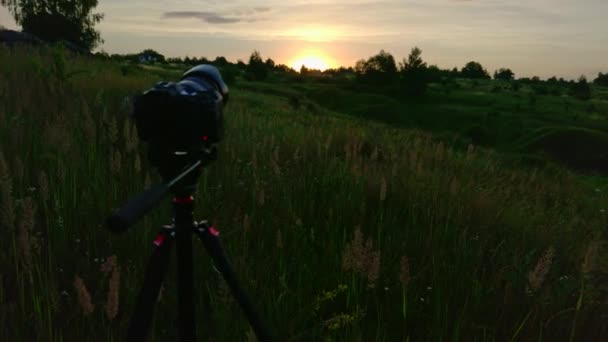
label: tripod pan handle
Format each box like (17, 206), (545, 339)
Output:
(106, 183), (170, 233)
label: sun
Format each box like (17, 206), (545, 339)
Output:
(292, 56), (330, 71)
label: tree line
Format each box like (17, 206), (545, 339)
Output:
(2, 0), (606, 100)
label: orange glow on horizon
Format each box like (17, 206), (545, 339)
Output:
(289, 50), (336, 72)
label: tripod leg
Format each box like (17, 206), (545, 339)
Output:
(127, 228), (174, 341)
(195, 222), (274, 342)
(174, 196), (196, 342)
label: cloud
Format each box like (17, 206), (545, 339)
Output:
(163, 5), (272, 24)
(163, 11), (242, 24)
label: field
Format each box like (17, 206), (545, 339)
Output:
(1, 46), (607, 341)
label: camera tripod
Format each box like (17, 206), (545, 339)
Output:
(106, 148), (273, 341)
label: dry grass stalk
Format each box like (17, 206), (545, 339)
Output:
(527, 247), (555, 293)
(466, 144), (475, 161)
(106, 266), (120, 320)
(122, 119), (132, 152)
(324, 134), (332, 152)
(449, 177), (460, 196)
(271, 158), (281, 176)
(342, 225), (365, 273)
(257, 187), (265, 206)
(435, 142), (445, 164)
(100, 255), (117, 274)
(251, 149), (258, 170)
(134, 154), (141, 174)
(293, 146), (300, 161)
(144, 172), (152, 188)
(38, 171), (49, 206)
(344, 142), (352, 163)
(0, 151), (15, 233)
(582, 240), (601, 275)
(13, 156), (23, 185)
(108, 116), (118, 145)
(157, 284), (164, 303)
(128, 123), (139, 152)
(111, 150), (122, 175)
(17, 197), (36, 268)
(342, 225), (382, 288)
(276, 229), (283, 249)
(371, 146), (378, 162)
(399, 255), (410, 287)
(82, 103), (96, 145)
(243, 214), (250, 233)
(367, 248), (381, 289)
(73, 275), (95, 315)
(379, 177), (387, 202)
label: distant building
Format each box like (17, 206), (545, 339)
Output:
(137, 49), (165, 64)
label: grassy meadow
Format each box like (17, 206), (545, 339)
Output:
(1, 46), (607, 341)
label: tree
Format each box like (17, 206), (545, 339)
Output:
(1, 0), (104, 51)
(354, 50), (398, 84)
(570, 75), (591, 100)
(265, 58), (275, 69)
(594, 72), (608, 87)
(493, 68), (514, 81)
(399, 47), (428, 97)
(461, 61), (490, 79)
(213, 56), (228, 66)
(247, 50), (268, 81)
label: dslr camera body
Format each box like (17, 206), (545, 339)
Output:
(131, 65), (229, 181)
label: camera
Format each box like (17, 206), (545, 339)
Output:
(132, 64), (230, 151)
(131, 64), (229, 182)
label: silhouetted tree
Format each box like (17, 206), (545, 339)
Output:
(213, 56), (228, 66)
(594, 72), (608, 87)
(570, 75), (592, 100)
(354, 50), (398, 84)
(1, 0), (104, 50)
(265, 58), (275, 69)
(247, 50), (268, 80)
(461, 61), (490, 79)
(399, 46), (428, 97)
(493, 68), (514, 81)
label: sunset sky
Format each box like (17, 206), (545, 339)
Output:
(1, 0), (607, 79)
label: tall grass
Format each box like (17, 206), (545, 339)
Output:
(0, 46), (607, 341)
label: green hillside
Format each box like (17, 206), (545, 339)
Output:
(0, 46), (607, 341)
